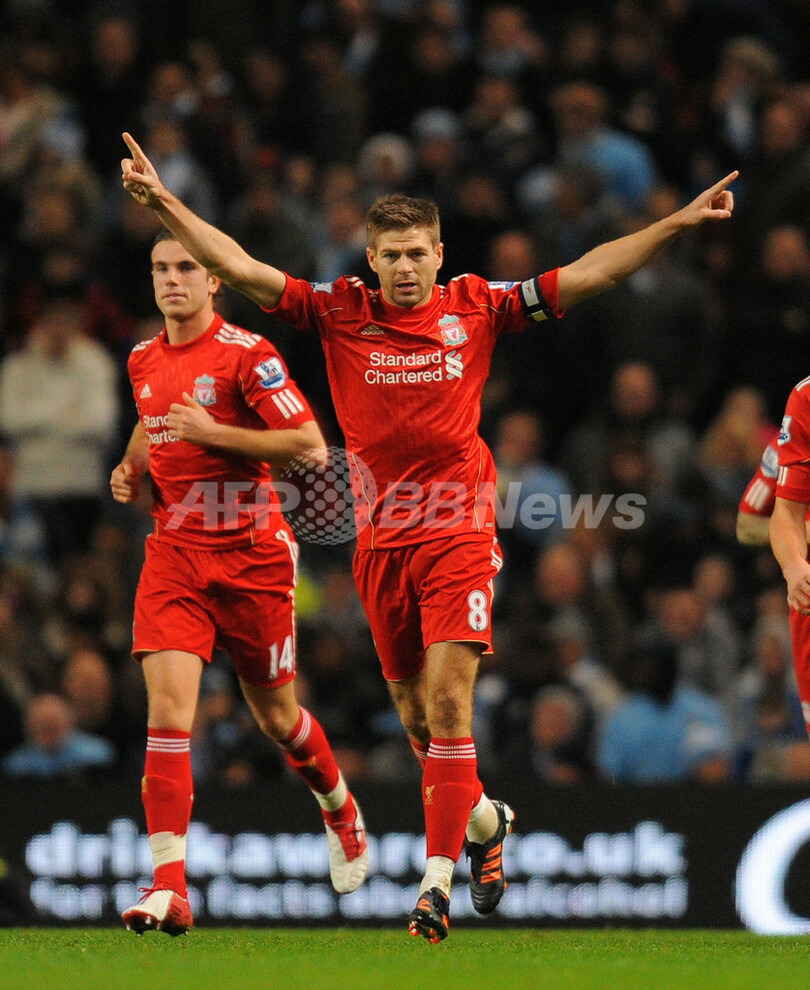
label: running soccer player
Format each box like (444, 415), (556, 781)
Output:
(767, 380), (810, 736)
(121, 132), (736, 942)
(111, 230), (368, 937)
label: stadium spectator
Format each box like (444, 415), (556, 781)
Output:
(1, 692), (116, 778)
(0, 297), (119, 564)
(493, 409), (574, 572)
(726, 224), (810, 421)
(734, 615), (805, 780)
(0, 444), (53, 594)
(546, 80), (658, 212)
(547, 610), (624, 729)
(523, 683), (595, 784)
(60, 646), (144, 769)
(696, 386), (774, 505)
(597, 633), (733, 783)
(562, 361), (696, 503)
(73, 12), (146, 177)
(651, 586), (741, 724)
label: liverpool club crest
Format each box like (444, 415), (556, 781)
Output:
(438, 314), (468, 347)
(193, 374), (217, 406)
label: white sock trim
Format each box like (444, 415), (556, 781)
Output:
(283, 708), (312, 752)
(465, 793), (498, 843)
(149, 831), (186, 869)
(421, 855), (455, 896)
(313, 771), (349, 812)
(146, 735), (190, 753)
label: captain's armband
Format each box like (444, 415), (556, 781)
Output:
(519, 277), (554, 322)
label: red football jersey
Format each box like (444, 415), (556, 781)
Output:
(739, 432), (779, 516)
(269, 271), (560, 549)
(128, 314), (314, 548)
(776, 376), (810, 503)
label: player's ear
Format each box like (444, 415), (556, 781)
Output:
(366, 245), (377, 273)
(208, 273), (222, 295)
(435, 242), (444, 271)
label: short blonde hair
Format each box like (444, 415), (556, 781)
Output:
(366, 194), (440, 247)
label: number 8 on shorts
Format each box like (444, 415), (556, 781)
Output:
(467, 590), (489, 632)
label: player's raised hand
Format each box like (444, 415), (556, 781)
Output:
(680, 171), (738, 227)
(121, 132), (164, 207)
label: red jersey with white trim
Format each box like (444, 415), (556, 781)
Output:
(268, 271), (560, 549)
(128, 313), (314, 549)
(776, 375), (810, 503)
(739, 432), (779, 516)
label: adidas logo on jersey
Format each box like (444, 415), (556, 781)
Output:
(361, 325), (385, 335)
(139, 383), (152, 399)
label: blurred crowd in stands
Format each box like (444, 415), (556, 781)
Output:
(1, 0), (810, 788)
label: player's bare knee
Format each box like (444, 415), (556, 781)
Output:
(251, 695), (300, 742)
(399, 708), (429, 742)
(254, 707), (291, 742)
(147, 695), (193, 731)
(389, 686), (428, 740)
(426, 691), (470, 737)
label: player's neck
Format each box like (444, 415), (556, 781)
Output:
(380, 285), (438, 310)
(165, 311), (216, 346)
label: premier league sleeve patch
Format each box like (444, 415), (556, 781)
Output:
(778, 416), (792, 446)
(254, 357), (287, 389)
(761, 443), (779, 477)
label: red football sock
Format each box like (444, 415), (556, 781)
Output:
(142, 729), (193, 897)
(409, 736), (428, 768)
(423, 737), (479, 860)
(282, 708), (341, 796)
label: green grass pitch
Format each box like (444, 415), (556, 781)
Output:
(1, 928), (809, 990)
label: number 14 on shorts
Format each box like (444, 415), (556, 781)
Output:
(269, 635), (295, 678)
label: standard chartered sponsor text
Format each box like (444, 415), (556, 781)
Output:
(366, 348), (445, 385)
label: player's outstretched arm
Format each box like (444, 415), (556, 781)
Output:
(556, 171), (738, 311)
(770, 496), (810, 613)
(121, 132), (286, 310)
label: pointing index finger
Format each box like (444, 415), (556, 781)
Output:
(122, 132), (146, 165)
(711, 170), (739, 194)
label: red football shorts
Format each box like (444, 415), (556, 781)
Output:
(789, 608), (810, 732)
(133, 529), (299, 687)
(353, 533), (503, 681)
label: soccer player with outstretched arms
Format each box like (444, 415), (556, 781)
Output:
(121, 131), (736, 942)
